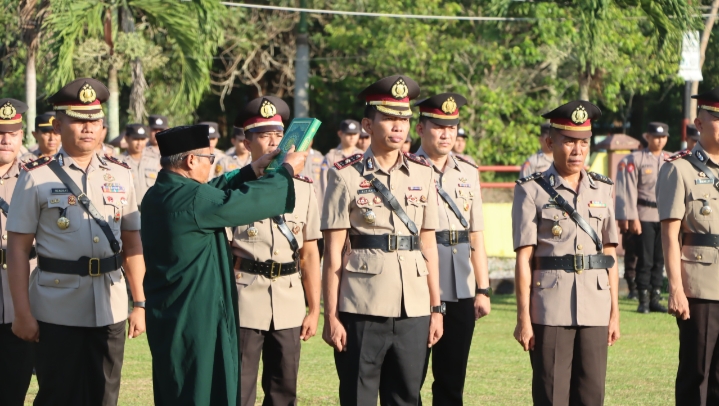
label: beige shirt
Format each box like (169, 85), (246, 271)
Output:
(214, 153), (252, 179)
(7, 149), (141, 327)
(145, 144), (160, 158)
(321, 147), (364, 202)
(121, 151), (161, 207)
(207, 150), (227, 182)
(452, 152), (477, 166)
(512, 165), (618, 326)
(520, 151), (553, 178)
(232, 176), (321, 330)
(301, 149), (325, 213)
(657, 144), (719, 300)
(321, 148), (439, 318)
(416, 148), (484, 301)
(20, 150), (44, 163)
(615, 148), (669, 222)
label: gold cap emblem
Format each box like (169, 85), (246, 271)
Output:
(260, 100), (277, 118)
(571, 105), (588, 124)
(78, 83), (97, 104)
(391, 79), (409, 100)
(441, 97), (457, 115)
(0, 102), (16, 120)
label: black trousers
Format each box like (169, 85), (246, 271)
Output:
(676, 299), (719, 405)
(622, 232), (638, 282)
(34, 320), (125, 406)
(239, 326), (301, 406)
(636, 221), (664, 291)
(530, 324), (608, 406)
(335, 312), (430, 406)
(420, 298), (475, 406)
(0, 323), (34, 406)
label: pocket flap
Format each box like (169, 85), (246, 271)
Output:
(597, 271), (610, 290)
(588, 208), (608, 219)
(533, 271), (559, 289)
(37, 271), (80, 289)
(541, 208), (567, 221)
(690, 188), (716, 201)
(416, 257), (429, 276)
(681, 245), (718, 264)
(346, 252), (382, 275)
(234, 271), (257, 286)
(405, 194), (426, 206)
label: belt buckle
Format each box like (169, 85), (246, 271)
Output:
(89, 258), (101, 276)
(387, 234), (399, 252)
(269, 262), (282, 280)
(573, 254), (585, 274)
(449, 230), (459, 246)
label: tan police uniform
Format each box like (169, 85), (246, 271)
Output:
(320, 146), (364, 197)
(145, 144), (160, 158)
(121, 151), (160, 207)
(301, 148), (324, 212)
(20, 149), (43, 162)
(146, 114), (168, 160)
(615, 124), (670, 313)
(213, 152), (251, 178)
(520, 150), (553, 178)
(512, 100), (618, 406)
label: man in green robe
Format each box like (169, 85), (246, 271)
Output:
(141, 124), (307, 405)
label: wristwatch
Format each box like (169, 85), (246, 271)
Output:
(133, 301), (146, 309)
(431, 302), (446, 315)
(476, 287), (493, 297)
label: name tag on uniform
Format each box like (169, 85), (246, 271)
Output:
(357, 188), (377, 194)
(51, 188), (70, 194)
(696, 178), (713, 185)
(543, 203), (559, 209)
(408, 186), (422, 191)
(458, 183), (471, 188)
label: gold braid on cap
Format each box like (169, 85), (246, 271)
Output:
(421, 112), (459, 119)
(375, 105), (413, 117)
(62, 109), (105, 120)
(699, 104), (719, 113)
(550, 123), (591, 131)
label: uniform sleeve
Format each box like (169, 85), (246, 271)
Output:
(656, 163), (685, 221)
(303, 183), (322, 241)
(421, 169), (439, 230)
(519, 159), (532, 178)
(194, 166), (295, 229)
(6, 169), (40, 234)
(319, 157), (330, 196)
(614, 155), (638, 220)
(121, 169), (141, 231)
(321, 167), (352, 230)
(470, 167), (484, 232)
(512, 184), (537, 250)
(602, 184), (619, 245)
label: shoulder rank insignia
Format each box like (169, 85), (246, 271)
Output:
(516, 172), (542, 185)
(665, 150), (691, 162)
(454, 154), (478, 168)
(334, 154), (363, 170)
(104, 155), (131, 169)
(294, 174), (313, 183)
(588, 172), (614, 185)
(21, 156), (52, 171)
(403, 152), (430, 167)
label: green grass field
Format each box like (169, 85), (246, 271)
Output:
(24, 295), (679, 405)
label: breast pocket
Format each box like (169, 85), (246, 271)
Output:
(454, 189), (473, 215)
(346, 252), (383, 275)
(689, 189), (719, 231)
(405, 194), (427, 225)
(286, 218), (306, 242)
(102, 194), (123, 230)
(46, 196), (81, 234)
(588, 208), (608, 237)
(539, 208), (570, 242)
(37, 270), (80, 289)
(144, 169), (158, 187)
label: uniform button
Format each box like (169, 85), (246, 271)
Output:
(0, 180), (4, 185)
(235, 273), (242, 279)
(391, 185), (395, 190)
(54, 279), (59, 285)
(577, 245), (583, 250)
(294, 215), (299, 219)
(445, 203), (449, 208)
(553, 215), (558, 220)
(397, 231), (402, 235)
(451, 224), (456, 230)
(93, 236), (99, 243)
(705, 194), (710, 198)
(452, 248), (458, 254)
(1, 264), (5, 269)
(360, 265), (367, 270)
(577, 198), (581, 202)
(1, 235), (6, 240)
(697, 254), (703, 260)
(273, 250), (279, 255)
(536, 282), (541, 286)
(399, 256), (404, 261)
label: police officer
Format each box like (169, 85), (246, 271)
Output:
(451, 127), (477, 165)
(301, 141), (325, 214)
(321, 119), (364, 197)
(686, 124), (700, 151)
(401, 133), (413, 153)
(120, 124), (161, 207)
(21, 112), (61, 162)
(512, 100), (620, 406)
(615, 122), (670, 314)
(202, 121), (227, 181)
(357, 128), (371, 151)
(232, 96), (321, 406)
(97, 117), (115, 157)
(0, 99), (36, 406)
(6, 78), (146, 406)
(214, 127), (252, 177)
(146, 114), (168, 158)
(414, 93), (491, 405)
(657, 86), (719, 405)
(321, 75), (443, 406)
(520, 123), (554, 178)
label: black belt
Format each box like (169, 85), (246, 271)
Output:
(236, 257), (298, 279)
(38, 254), (122, 276)
(683, 233), (719, 248)
(435, 230), (469, 246)
(0, 247), (37, 264)
(637, 199), (657, 208)
(534, 254), (615, 272)
(349, 234), (420, 252)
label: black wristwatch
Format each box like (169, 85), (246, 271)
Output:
(476, 287), (493, 297)
(133, 301), (146, 309)
(431, 303), (446, 315)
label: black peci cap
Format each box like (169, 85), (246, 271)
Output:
(156, 125), (210, 157)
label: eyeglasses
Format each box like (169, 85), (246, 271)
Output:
(188, 153), (216, 164)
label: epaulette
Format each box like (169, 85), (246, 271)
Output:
(588, 172), (614, 185)
(21, 156), (52, 171)
(516, 172), (542, 185)
(294, 174), (313, 184)
(334, 154), (363, 170)
(455, 154), (478, 168)
(104, 155), (131, 169)
(403, 152), (430, 167)
(665, 150), (691, 162)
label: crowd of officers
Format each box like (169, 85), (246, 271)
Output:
(0, 72), (717, 406)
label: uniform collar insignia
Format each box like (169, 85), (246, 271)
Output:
(366, 157), (374, 170)
(549, 174), (556, 187)
(587, 173), (597, 188)
(697, 150), (705, 162)
(56, 153), (64, 167)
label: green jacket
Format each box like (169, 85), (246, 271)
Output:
(141, 165), (295, 406)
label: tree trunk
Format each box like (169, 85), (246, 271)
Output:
(108, 66), (120, 141)
(578, 63), (591, 101)
(25, 47), (37, 145)
(690, 0), (719, 120)
(129, 58), (147, 123)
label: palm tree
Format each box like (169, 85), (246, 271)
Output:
(19, 0), (50, 141)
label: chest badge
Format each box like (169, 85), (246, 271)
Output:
(701, 201), (713, 216)
(551, 222), (563, 237)
(459, 177), (468, 183)
(420, 195), (427, 203)
(68, 195), (77, 206)
(357, 197), (369, 206)
(114, 212), (121, 222)
(247, 226), (259, 237)
(363, 209), (376, 224)
(292, 225), (301, 235)
(699, 172), (707, 178)
(464, 202), (470, 211)
(373, 196), (382, 205)
(104, 174), (115, 182)
(360, 180), (371, 188)
(408, 186), (422, 191)
(57, 215), (70, 230)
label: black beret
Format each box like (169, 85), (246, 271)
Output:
(645, 122), (669, 137)
(35, 113), (55, 132)
(414, 93), (467, 126)
(48, 78), (109, 121)
(157, 125), (210, 157)
(358, 75), (420, 118)
(148, 114), (169, 130)
(199, 121), (220, 138)
(687, 124), (700, 140)
(234, 96), (290, 133)
(125, 124), (149, 139)
(340, 119), (360, 134)
(542, 100), (602, 139)
(0, 98), (27, 132)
